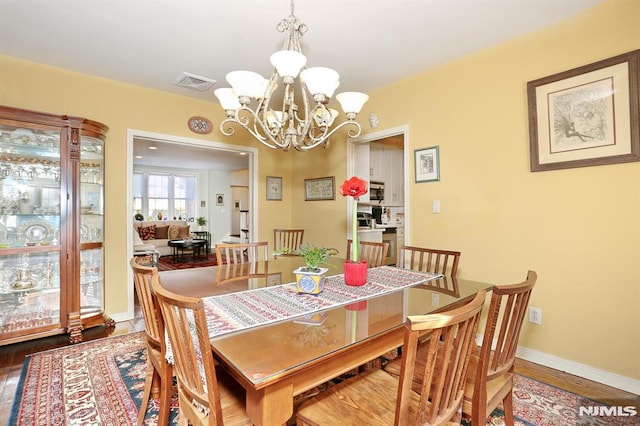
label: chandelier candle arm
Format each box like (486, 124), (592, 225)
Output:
(214, 0), (368, 152)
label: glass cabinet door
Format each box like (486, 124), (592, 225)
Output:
(0, 124), (62, 336)
(79, 136), (104, 318)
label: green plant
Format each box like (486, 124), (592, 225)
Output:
(274, 243), (338, 272)
(196, 217), (207, 226)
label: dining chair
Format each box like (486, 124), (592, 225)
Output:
(397, 245), (461, 277)
(129, 258), (173, 426)
(296, 289), (486, 426)
(150, 277), (252, 426)
(215, 241), (269, 265)
(462, 270), (537, 425)
(384, 271), (537, 426)
(273, 228), (304, 256)
(346, 239), (389, 268)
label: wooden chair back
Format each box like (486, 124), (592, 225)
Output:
(151, 278), (248, 425)
(465, 270), (537, 425)
(215, 241), (269, 265)
(129, 258), (172, 425)
(273, 229), (304, 256)
(396, 289), (486, 425)
(346, 239), (389, 268)
(130, 258), (164, 349)
(398, 245), (461, 277)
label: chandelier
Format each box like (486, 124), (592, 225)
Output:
(214, 1), (368, 152)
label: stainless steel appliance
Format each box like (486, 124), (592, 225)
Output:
(371, 205), (383, 225)
(382, 227), (397, 265)
(357, 212), (373, 228)
(370, 181), (384, 202)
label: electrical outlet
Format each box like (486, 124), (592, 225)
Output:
(529, 306), (542, 325)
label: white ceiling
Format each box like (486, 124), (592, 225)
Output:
(0, 0), (605, 168)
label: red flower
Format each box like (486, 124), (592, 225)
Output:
(340, 176), (368, 199)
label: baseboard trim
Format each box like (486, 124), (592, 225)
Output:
(516, 345), (640, 395)
(109, 311), (132, 324)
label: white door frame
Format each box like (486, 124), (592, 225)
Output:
(346, 124), (409, 242)
(123, 129), (258, 320)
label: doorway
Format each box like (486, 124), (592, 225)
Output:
(125, 129), (259, 318)
(347, 125), (409, 252)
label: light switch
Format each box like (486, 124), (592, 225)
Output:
(432, 200), (441, 214)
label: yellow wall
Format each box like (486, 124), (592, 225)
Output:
(356, 0), (639, 380)
(1, 0), (638, 383)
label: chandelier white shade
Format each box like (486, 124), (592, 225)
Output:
(215, 1), (368, 151)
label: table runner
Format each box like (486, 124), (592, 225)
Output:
(203, 266), (441, 339)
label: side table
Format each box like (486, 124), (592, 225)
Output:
(192, 231), (211, 254)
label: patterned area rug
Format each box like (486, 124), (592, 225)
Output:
(10, 331), (638, 425)
(156, 253), (218, 271)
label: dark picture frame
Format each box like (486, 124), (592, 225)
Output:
(304, 176), (335, 201)
(266, 176), (283, 201)
(414, 146), (440, 183)
(527, 50), (640, 172)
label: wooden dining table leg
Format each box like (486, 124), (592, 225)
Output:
(245, 378), (294, 426)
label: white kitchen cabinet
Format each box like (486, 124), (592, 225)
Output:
(354, 143), (370, 203)
(369, 144), (384, 182)
(387, 147), (404, 205)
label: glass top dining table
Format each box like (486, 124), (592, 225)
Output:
(159, 257), (493, 426)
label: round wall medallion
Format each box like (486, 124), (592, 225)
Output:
(188, 116), (212, 134)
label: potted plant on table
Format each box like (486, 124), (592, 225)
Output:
(196, 216), (207, 230)
(275, 243), (338, 294)
(340, 176), (369, 286)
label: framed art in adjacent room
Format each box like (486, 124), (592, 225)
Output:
(266, 176), (283, 201)
(304, 176), (335, 201)
(527, 50), (640, 172)
(414, 146), (440, 183)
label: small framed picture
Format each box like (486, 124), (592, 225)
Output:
(266, 176), (283, 201)
(415, 146), (440, 183)
(304, 176), (335, 201)
(216, 194), (224, 206)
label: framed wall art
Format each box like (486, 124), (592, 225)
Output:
(266, 176), (283, 201)
(216, 194), (224, 206)
(414, 146), (440, 183)
(527, 50), (640, 172)
(304, 176), (335, 201)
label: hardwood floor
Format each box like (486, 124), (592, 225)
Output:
(0, 317), (637, 424)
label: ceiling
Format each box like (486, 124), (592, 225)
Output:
(1, 0), (605, 169)
(133, 137), (250, 170)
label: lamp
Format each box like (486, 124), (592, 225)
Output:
(215, 0), (368, 152)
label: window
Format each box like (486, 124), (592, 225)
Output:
(133, 171), (197, 220)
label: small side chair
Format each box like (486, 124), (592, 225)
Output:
(346, 239), (389, 268)
(397, 245), (461, 277)
(273, 228), (304, 256)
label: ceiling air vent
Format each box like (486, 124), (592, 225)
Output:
(174, 72), (216, 92)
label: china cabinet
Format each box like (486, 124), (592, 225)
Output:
(0, 105), (112, 345)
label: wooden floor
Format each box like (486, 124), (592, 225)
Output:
(0, 316), (637, 425)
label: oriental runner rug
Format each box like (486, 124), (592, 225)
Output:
(9, 332), (636, 425)
(201, 266), (441, 338)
